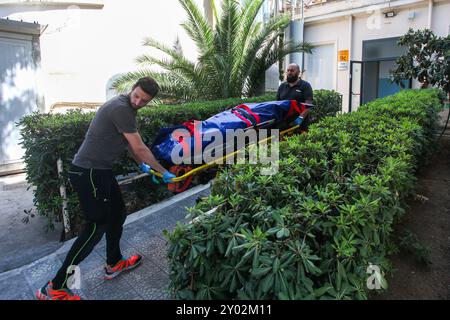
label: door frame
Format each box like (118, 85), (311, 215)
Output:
(349, 60), (363, 113)
(349, 58), (413, 112)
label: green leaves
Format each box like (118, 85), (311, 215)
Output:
(391, 28), (449, 94)
(164, 89), (442, 299)
(276, 227), (290, 239)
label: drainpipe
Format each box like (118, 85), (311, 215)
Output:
(428, 0), (433, 29)
(348, 15), (353, 61)
(301, 0), (305, 71)
(348, 14), (353, 113)
(57, 158), (71, 235)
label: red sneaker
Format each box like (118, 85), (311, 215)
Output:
(36, 281), (81, 300)
(104, 254), (142, 280)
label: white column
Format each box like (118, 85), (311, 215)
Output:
(428, 0), (433, 29)
(346, 14), (353, 113)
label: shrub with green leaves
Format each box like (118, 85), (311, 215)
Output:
(164, 89), (442, 300)
(18, 90), (341, 236)
(308, 89), (342, 124)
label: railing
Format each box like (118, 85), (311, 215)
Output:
(264, 0), (342, 19)
(49, 101), (102, 113)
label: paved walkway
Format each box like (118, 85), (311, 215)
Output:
(0, 173), (63, 272)
(0, 183), (211, 300)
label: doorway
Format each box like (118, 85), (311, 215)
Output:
(348, 37), (411, 112)
(0, 20), (41, 174)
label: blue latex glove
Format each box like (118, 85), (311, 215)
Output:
(139, 163), (160, 184)
(139, 163), (151, 174)
(293, 116), (304, 126)
(162, 171), (176, 184)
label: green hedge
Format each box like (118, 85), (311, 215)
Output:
(164, 89), (442, 300)
(309, 89), (342, 123)
(19, 91), (341, 236)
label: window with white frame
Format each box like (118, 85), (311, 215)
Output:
(303, 43), (335, 90)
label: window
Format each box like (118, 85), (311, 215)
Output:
(304, 43), (335, 90)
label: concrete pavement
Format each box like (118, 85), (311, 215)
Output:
(0, 183), (211, 300)
(0, 173), (63, 273)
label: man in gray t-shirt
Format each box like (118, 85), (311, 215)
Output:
(36, 77), (175, 300)
(72, 93), (139, 169)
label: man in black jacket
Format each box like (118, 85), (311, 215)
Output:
(276, 63), (313, 130)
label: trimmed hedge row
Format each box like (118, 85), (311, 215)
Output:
(165, 89), (443, 300)
(308, 89), (343, 123)
(18, 91), (342, 235)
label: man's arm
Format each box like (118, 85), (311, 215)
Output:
(300, 109), (310, 118)
(304, 82), (313, 105)
(301, 83), (314, 117)
(127, 144), (139, 163)
(124, 132), (168, 174)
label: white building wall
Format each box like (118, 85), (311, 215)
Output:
(304, 17), (349, 105)
(296, 0), (450, 112)
(352, 3), (431, 95)
(1, 0), (203, 111)
(1, 0), (448, 111)
(351, 4), (431, 62)
(432, 1), (450, 36)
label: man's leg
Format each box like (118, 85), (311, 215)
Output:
(48, 167), (112, 290)
(52, 221), (107, 290)
(104, 178), (142, 280)
(105, 178), (127, 266)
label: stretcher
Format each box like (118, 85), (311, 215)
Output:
(122, 100), (314, 192)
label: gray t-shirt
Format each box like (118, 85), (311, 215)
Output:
(72, 94), (137, 169)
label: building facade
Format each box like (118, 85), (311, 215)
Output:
(0, 0), (206, 174)
(276, 0), (450, 112)
(1, 0), (448, 174)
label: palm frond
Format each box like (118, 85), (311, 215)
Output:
(233, 0), (265, 70)
(210, 0), (220, 26)
(237, 14), (291, 93)
(245, 40), (314, 96)
(112, 69), (155, 93)
(135, 54), (201, 85)
(118, 0), (316, 102)
(214, 0), (241, 96)
(178, 0), (214, 56)
(142, 37), (187, 61)
(112, 69), (198, 102)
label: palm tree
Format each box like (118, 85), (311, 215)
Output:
(113, 0), (312, 102)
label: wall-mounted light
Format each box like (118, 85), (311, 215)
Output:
(384, 11), (397, 18)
